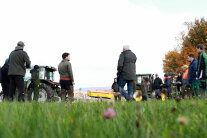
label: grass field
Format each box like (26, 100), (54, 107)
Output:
(0, 99), (206, 138)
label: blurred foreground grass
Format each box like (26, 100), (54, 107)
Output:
(0, 99), (207, 138)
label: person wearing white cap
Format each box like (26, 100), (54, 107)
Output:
(117, 45), (137, 101)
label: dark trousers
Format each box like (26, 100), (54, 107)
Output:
(142, 95), (148, 101)
(9, 75), (25, 102)
(1, 83), (9, 100)
(60, 85), (74, 102)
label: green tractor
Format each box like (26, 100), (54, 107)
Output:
(24, 66), (61, 102)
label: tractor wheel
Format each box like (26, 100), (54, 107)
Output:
(27, 83), (54, 102)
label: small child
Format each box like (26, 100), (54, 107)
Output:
(112, 78), (121, 101)
(141, 77), (149, 101)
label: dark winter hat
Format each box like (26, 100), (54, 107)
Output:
(17, 41), (25, 47)
(164, 73), (168, 77)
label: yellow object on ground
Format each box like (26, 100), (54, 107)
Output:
(134, 91), (142, 101)
(161, 93), (166, 101)
(135, 96), (142, 101)
(87, 90), (114, 99)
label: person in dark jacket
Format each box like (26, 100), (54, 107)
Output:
(117, 45), (137, 101)
(176, 72), (182, 95)
(28, 65), (40, 101)
(187, 54), (199, 96)
(141, 77), (148, 101)
(153, 74), (163, 99)
(111, 78), (121, 101)
(8, 41), (31, 101)
(1, 59), (10, 100)
(163, 73), (172, 99)
(58, 52), (75, 102)
(196, 44), (207, 97)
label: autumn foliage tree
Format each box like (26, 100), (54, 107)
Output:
(163, 18), (207, 75)
(163, 49), (180, 75)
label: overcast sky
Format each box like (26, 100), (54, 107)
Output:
(0, 0), (206, 89)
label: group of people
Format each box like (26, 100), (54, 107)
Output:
(175, 44), (207, 98)
(0, 41), (75, 102)
(112, 44), (207, 102)
(1, 42), (207, 102)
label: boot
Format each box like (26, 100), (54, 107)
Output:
(67, 85), (74, 103)
(61, 89), (66, 102)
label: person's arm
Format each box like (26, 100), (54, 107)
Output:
(111, 83), (114, 90)
(23, 52), (31, 68)
(197, 53), (202, 78)
(68, 62), (74, 82)
(117, 53), (124, 76)
(192, 60), (198, 79)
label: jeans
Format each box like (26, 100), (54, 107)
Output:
(118, 75), (134, 100)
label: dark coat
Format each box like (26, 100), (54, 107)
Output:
(153, 77), (163, 90)
(176, 75), (182, 87)
(8, 46), (31, 76)
(112, 82), (120, 92)
(141, 81), (148, 96)
(30, 69), (40, 84)
(58, 59), (74, 82)
(117, 50), (137, 81)
(164, 78), (172, 93)
(1, 63), (9, 84)
(197, 51), (207, 79)
(188, 59), (198, 83)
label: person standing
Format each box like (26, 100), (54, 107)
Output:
(187, 54), (199, 96)
(196, 44), (207, 97)
(176, 72), (182, 96)
(163, 73), (172, 99)
(141, 77), (149, 101)
(1, 59), (10, 100)
(8, 41), (31, 101)
(117, 45), (137, 101)
(153, 74), (163, 99)
(111, 78), (121, 101)
(58, 53), (75, 102)
(181, 65), (189, 98)
(28, 65), (40, 101)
